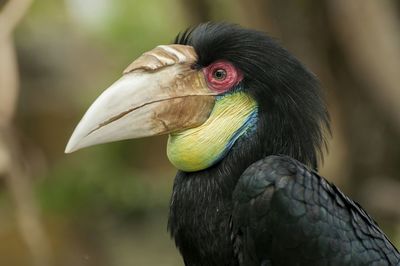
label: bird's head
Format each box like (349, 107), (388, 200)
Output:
(66, 23), (329, 171)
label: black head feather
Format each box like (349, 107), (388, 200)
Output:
(174, 22), (330, 169)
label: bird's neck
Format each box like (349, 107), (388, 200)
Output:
(167, 109), (320, 264)
(168, 126), (264, 265)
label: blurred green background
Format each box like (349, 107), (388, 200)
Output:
(1, 0), (400, 265)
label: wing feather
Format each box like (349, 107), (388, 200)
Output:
(232, 155), (400, 266)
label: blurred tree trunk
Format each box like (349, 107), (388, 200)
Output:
(0, 3), (21, 125)
(0, 1), (52, 266)
(328, 0), (400, 132)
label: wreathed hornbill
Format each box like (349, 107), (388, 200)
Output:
(65, 23), (400, 265)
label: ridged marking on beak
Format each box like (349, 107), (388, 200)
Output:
(158, 45), (186, 62)
(123, 45), (197, 74)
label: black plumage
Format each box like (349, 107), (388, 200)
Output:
(233, 156), (400, 265)
(168, 23), (400, 265)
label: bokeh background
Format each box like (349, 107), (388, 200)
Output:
(1, 0), (400, 265)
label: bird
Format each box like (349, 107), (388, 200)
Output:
(65, 22), (400, 265)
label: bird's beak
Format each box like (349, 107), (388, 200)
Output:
(65, 45), (215, 153)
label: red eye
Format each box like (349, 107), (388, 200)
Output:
(204, 60), (243, 93)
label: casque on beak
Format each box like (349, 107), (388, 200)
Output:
(65, 45), (216, 153)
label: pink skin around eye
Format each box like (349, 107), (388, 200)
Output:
(203, 60), (243, 93)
